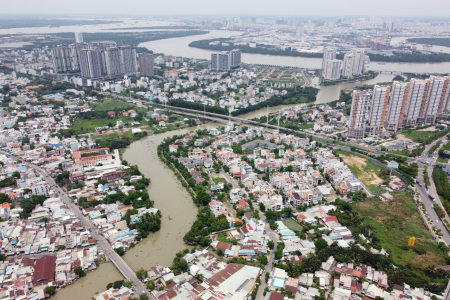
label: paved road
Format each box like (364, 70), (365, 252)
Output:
(255, 205), (279, 300)
(2, 150), (152, 298)
(414, 137), (450, 244)
(221, 169), (279, 300)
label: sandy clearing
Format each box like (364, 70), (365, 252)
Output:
(341, 155), (384, 185)
(418, 126), (437, 132)
(395, 134), (414, 143)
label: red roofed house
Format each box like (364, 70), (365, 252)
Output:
(322, 216), (338, 223)
(33, 256), (57, 285)
(236, 200), (250, 210)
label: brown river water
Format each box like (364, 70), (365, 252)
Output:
(54, 124), (215, 299)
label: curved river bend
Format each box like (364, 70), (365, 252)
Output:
(54, 124), (214, 300)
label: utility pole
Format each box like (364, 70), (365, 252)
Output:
(278, 111), (280, 131)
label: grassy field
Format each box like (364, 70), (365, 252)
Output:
(353, 192), (446, 268)
(387, 150), (410, 156)
(216, 232), (238, 244)
(72, 116), (135, 134)
(91, 99), (135, 111)
(212, 177), (226, 184)
(282, 218), (303, 232)
(335, 150), (386, 194)
(437, 157), (449, 164)
(299, 124), (314, 129)
(402, 127), (450, 143)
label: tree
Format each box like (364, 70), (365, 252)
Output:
(45, 286), (56, 296)
(136, 268), (147, 280)
(113, 280), (123, 289)
(267, 240), (275, 249)
(187, 178), (196, 187)
(140, 294), (149, 300)
(217, 248), (224, 256)
(282, 207), (293, 217)
(115, 247), (125, 256)
(146, 280), (155, 290)
(258, 254), (268, 265)
(269, 221), (278, 230)
(314, 238), (328, 252)
(74, 266), (86, 277)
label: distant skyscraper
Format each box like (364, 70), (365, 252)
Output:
(322, 47), (336, 76)
(119, 46), (137, 75)
(210, 49), (241, 71)
(347, 90), (370, 139)
(75, 32), (83, 43)
(78, 49), (105, 79)
(51, 46), (73, 73)
(230, 49), (241, 68)
(351, 48), (369, 76)
(139, 53), (154, 77)
(77, 45), (136, 79)
(323, 59), (342, 81)
(104, 47), (124, 76)
(341, 53), (354, 79)
(367, 85), (390, 135)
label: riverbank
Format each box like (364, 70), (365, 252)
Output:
(120, 124), (216, 270)
(189, 37), (450, 63)
(321, 71), (378, 86)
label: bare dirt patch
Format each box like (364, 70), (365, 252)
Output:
(341, 155), (383, 185)
(418, 126), (436, 132)
(395, 134), (414, 143)
(414, 252), (441, 268)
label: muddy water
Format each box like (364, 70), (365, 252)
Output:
(52, 263), (123, 300)
(121, 124), (215, 271)
(239, 73), (396, 120)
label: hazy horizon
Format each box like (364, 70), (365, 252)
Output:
(2, 0), (450, 17)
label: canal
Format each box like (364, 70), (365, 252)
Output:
(121, 124), (215, 270)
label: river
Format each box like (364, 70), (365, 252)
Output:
(0, 19), (175, 35)
(238, 73), (396, 119)
(121, 124), (215, 270)
(52, 262), (124, 300)
(54, 124), (215, 300)
(391, 36), (450, 54)
(139, 31), (450, 74)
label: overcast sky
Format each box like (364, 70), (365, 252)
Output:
(2, 0), (450, 17)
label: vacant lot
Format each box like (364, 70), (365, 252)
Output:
(282, 218), (303, 232)
(91, 99), (135, 111)
(354, 192), (446, 268)
(336, 150), (385, 194)
(72, 116), (134, 134)
(402, 127), (450, 144)
(212, 177), (226, 184)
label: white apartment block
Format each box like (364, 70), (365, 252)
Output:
(347, 91), (370, 139)
(323, 59), (342, 80)
(366, 85), (390, 136)
(404, 79), (429, 127)
(385, 81), (410, 132)
(322, 47), (337, 76)
(422, 76), (450, 124)
(341, 53), (354, 79)
(351, 48), (369, 76)
(31, 181), (50, 196)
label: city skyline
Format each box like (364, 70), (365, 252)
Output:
(2, 0), (450, 17)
